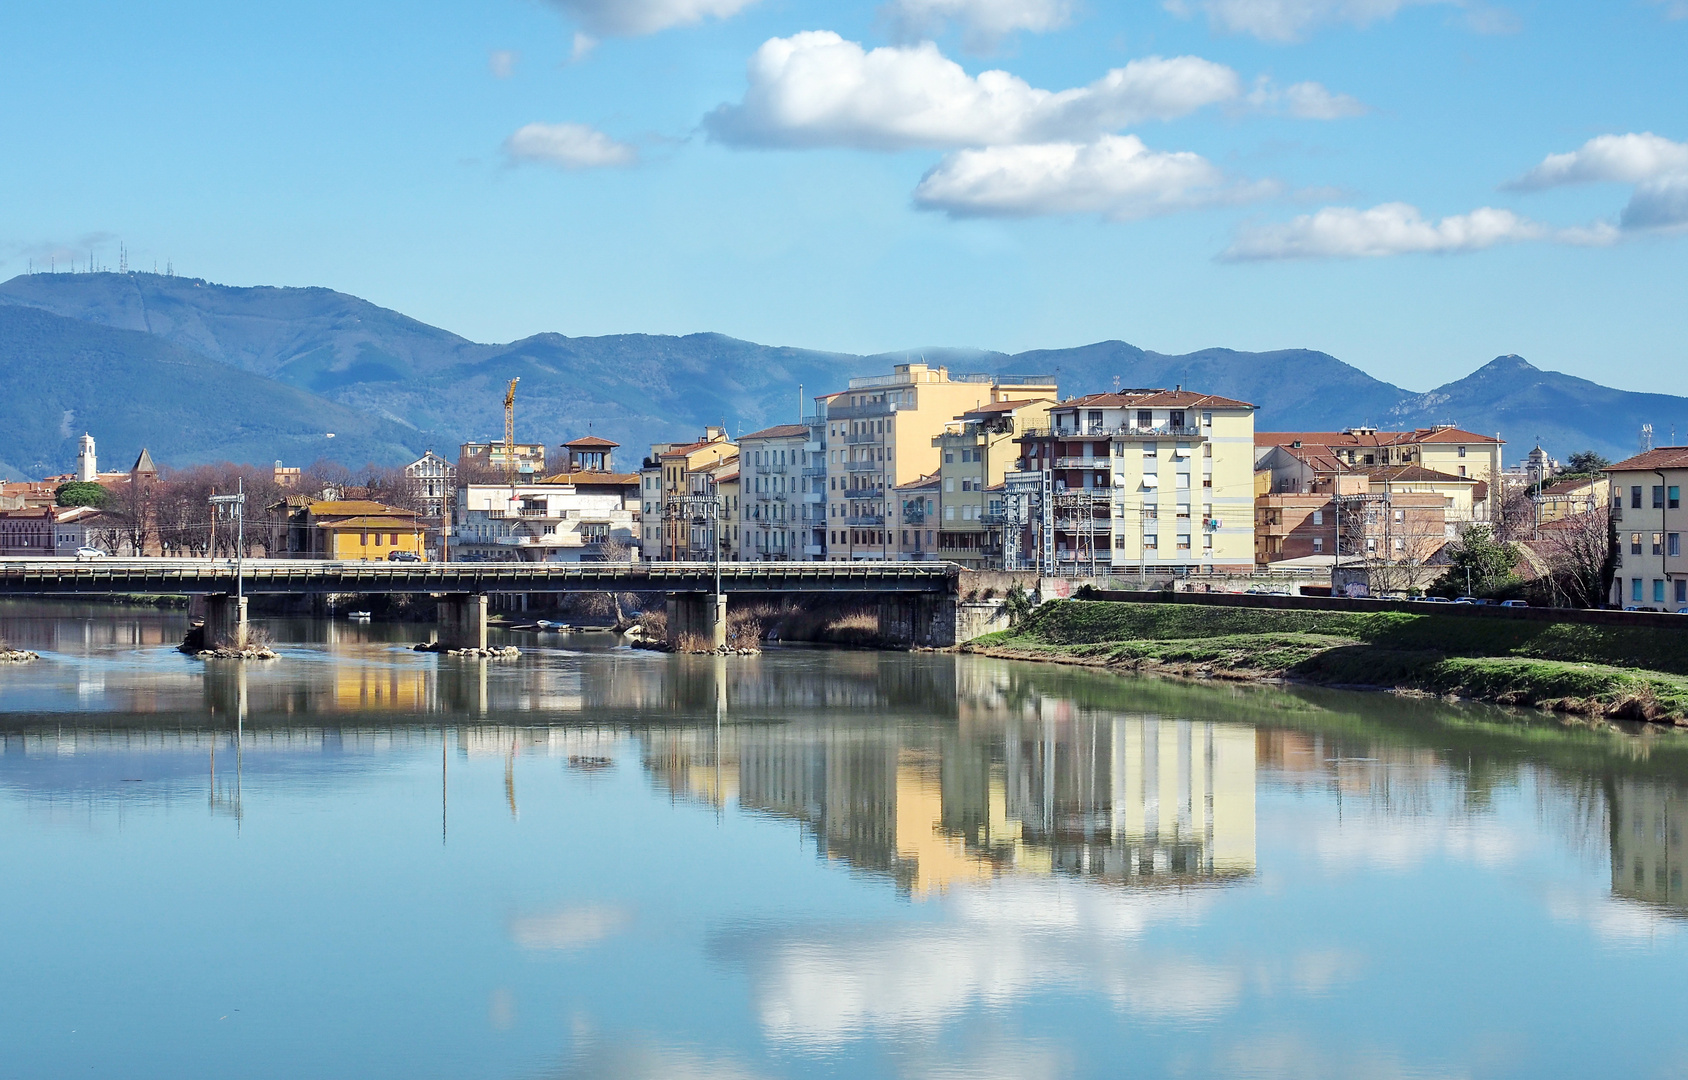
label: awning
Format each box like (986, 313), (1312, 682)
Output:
(1142, 475), (1159, 488)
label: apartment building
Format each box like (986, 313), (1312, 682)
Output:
(458, 440), (546, 478)
(933, 398), (1055, 568)
(453, 474), (639, 562)
(1256, 426), (1503, 519)
(818, 364), (1057, 561)
(1014, 390), (1257, 575)
(892, 472), (940, 560)
(739, 424), (809, 561)
(639, 427), (736, 561)
(1607, 447), (1688, 610)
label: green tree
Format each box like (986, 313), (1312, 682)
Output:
(54, 481), (108, 508)
(1565, 450), (1609, 474)
(1435, 524), (1518, 597)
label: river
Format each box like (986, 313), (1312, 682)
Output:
(2, 600), (1686, 1079)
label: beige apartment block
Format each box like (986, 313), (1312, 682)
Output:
(739, 423), (810, 561)
(639, 427), (736, 561)
(1607, 447), (1688, 610)
(892, 472), (940, 561)
(933, 398), (1056, 568)
(1016, 390), (1257, 575)
(819, 364), (1057, 561)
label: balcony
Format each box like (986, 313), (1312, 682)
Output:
(1020, 424), (1204, 441)
(979, 512), (1008, 525)
(846, 460), (880, 472)
(828, 400), (897, 420)
(754, 465), (788, 476)
(801, 466), (827, 477)
(803, 543), (825, 556)
(1055, 457), (1110, 469)
(901, 509), (927, 524)
(845, 431), (880, 445)
(846, 514), (886, 526)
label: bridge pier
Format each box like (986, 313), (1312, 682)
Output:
(876, 594), (959, 649)
(204, 594), (249, 649)
(666, 593), (727, 652)
(436, 594), (489, 652)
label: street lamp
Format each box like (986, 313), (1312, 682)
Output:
(209, 479), (246, 605)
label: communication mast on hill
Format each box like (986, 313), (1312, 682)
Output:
(1642, 424), (1655, 453)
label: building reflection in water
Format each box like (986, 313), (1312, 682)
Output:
(1610, 777), (1687, 911)
(647, 713), (1256, 898)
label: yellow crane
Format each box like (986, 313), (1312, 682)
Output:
(503, 377), (520, 476)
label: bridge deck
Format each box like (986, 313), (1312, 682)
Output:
(0, 559), (959, 596)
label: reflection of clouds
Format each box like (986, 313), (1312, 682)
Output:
(1545, 888), (1685, 947)
(898, 1034), (1067, 1080)
(546, 1038), (767, 1080)
(1219, 1033), (1470, 1080)
(724, 876), (1353, 1046)
(508, 904), (633, 950)
(1311, 821), (1522, 872)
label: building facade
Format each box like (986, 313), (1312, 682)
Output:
(932, 398), (1055, 568)
(1255, 427), (1503, 521)
(1014, 390), (1257, 575)
(820, 364), (1057, 561)
(642, 428), (737, 561)
(739, 424), (809, 561)
(283, 500), (428, 560)
(454, 441), (640, 563)
(459, 441), (546, 478)
(1607, 447), (1688, 610)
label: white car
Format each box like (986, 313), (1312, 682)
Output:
(74, 547), (106, 560)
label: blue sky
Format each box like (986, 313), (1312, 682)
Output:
(1, 0), (1684, 391)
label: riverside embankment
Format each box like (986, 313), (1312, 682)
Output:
(964, 599), (1688, 724)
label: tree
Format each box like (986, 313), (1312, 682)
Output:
(54, 481), (108, 508)
(1565, 450), (1609, 475)
(1536, 508), (1614, 608)
(1434, 524), (1518, 597)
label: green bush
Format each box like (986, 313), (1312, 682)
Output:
(54, 481), (108, 508)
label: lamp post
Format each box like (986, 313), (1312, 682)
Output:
(209, 480), (246, 604)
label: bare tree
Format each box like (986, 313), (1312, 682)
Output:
(1537, 508), (1613, 608)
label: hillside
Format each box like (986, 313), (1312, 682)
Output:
(0, 305), (424, 479)
(3, 271), (1683, 472)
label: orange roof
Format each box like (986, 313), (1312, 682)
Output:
(739, 423), (809, 440)
(308, 500), (417, 518)
(315, 517), (426, 529)
(895, 471), (941, 491)
(660, 438), (733, 459)
(563, 435), (619, 448)
(1609, 447), (1688, 472)
(1359, 465), (1474, 485)
(1257, 427), (1501, 448)
(1055, 389), (1255, 409)
(960, 398), (1047, 417)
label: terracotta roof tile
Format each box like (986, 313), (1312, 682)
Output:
(1608, 447), (1688, 472)
(739, 424), (810, 440)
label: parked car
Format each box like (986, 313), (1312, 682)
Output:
(74, 546), (105, 560)
(1500, 600), (1529, 608)
(1418, 596), (1454, 604)
(387, 550), (421, 562)
(1452, 596), (1478, 605)
(1472, 598), (1498, 606)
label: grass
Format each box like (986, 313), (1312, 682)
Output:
(967, 600), (1688, 724)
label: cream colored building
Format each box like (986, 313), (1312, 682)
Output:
(1015, 390), (1258, 575)
(1608, 447), (1688, 610)
(739, 423), (810, 561)
(892, 472), (940, 561)
(639, 427), (736, 561)
(818, 364), (1057, 561)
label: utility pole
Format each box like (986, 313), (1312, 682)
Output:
(210, 481), (247, 599)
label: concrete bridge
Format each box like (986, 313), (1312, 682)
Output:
(0, 559), (974, 651)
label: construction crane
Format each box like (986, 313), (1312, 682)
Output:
(503, 377), (520, 477)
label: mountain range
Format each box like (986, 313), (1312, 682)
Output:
(0, 271), (1680, 479)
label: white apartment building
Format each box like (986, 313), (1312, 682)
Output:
(739, 424), (810, 561)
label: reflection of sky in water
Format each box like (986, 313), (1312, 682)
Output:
(4, 607), (1688, 1078)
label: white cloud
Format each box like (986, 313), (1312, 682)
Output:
(571, 31), (599, 62)
(882, 0), (1074, 51)
(1248, 77), (1368, 118)
(1223, 201), (1553, 259)
(1164, 0), (1454, 43)
(913, 134), (1275, 220)
(542, 0), (761, 36)
(1622, 174), (1688, 231)
(505, 122), (639, 169)
(705, 32), (1241, 151)
(1650, 0), (1688, 19)
(488, 50), (519, 78)
(1508, 132), (1688, 190)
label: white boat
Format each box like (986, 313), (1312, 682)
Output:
(348, 611), (372, 620)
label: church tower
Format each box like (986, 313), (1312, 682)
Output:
(77, 434), (97, 482)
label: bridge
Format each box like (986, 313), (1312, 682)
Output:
(0, 558), (966, 651)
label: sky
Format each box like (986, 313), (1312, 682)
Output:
(1, 0), (1684, 392)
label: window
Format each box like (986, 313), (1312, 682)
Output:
(1312, 510), (1324, 526)
(1656, 580), (1668, 604)
(1144, 534), (1158, 549)
(1672, 486), (1681, 510)
(1672, 534), (1682, 557)
(1144, 442), (1158, 457)
(1313, 537), (1324, 553)
(944, 452), (953, 463)
(1176, 534), (1191, 550)
(1394, 509), (1404, 523)
(1366, 537), (1378, 552)
(1677, 580), (1687, 605)
(1137, 410), (1152, 429)
(1632, 532), (1644, 555)
(1458, 446), (1467, 458)
(1458, 466), (1467, 477)
(1394, 537), (1405, 551)
(1655, 486), (1667, 509)
(1633, 578), (1644, 602)
(1655, 533), (1665, 556)
(1634, 486), (1644, 509)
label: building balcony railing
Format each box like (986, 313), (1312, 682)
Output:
(754, 465), (788, 475)
(846, 460), (880, 472)
(828, 401), (897, 420)
(901, 509), (927, 524)
(979, 512), (1008, 525)
(801, 466), (827, 478)
(845, 431), (880, 445)
(1020, 424), (1204, 441)
(1054, 457), (1110, 469)
(846, 514), (886, 526)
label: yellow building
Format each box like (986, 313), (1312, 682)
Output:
(291, 500), (427, 560)
(1536, 474), (1609, 525)
(640, 428), (737, 561)
(1607, 446), (1688, 610)
(1016, 390), (1258, 575)
(1256, 426), (1504, 520)
(819, 364), (1057, 560)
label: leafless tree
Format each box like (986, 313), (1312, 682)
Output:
(1536, 508), (1613, 608)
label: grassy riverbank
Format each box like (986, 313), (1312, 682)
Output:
(964, 601), (1688, 724)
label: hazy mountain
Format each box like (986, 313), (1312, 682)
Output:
(0, 305), (423, 480)
(2, 271), (1681, 475)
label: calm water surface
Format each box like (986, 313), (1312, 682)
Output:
(3, 601), (1688, 1079)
